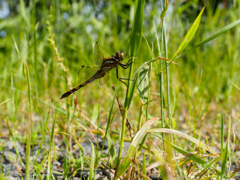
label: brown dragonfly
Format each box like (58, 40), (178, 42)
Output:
(60, 42), (132, 99)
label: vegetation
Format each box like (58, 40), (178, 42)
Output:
(0, 0), (240, 179)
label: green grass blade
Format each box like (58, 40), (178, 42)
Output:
(117, 117), (158, 177)
(142, 152), (147, 180)
(172, 7), (205, 61)
(197, 156), (221, 178)
(89, 140), (96, 180)
(129, 0), (145, 57)
(180, 19), (240, 57)
(0, 174), (7, 180)
(127, 74), (138, 109)
(24, 61), (32, 180)
(107, 134), (117, 164)
(91, 104), (100, 124)
(47, 114), (56, 180)
(160, 2), (169, 20)
(154, 133), (206, 164)
(220, 115), (224, 178)
(132, 58), (158, 79)
(221, 142), (229, 178)
(229, 78), (240, 91)
(116, 0), (145, 175)
(148, 128), (215, 154)
(220, 115), (228, 179)
(6, 119), (23, 164)
(101, 91), (116, 155)
(0, 98), (11, 106)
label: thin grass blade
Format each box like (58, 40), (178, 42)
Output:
(180, 19), (240, 57)
(197, 156), (221, 178)
(142, 152), (147, 180)
(229, 78), (240, 91)
(89, 140), (96, 180)
(154, 133), (206, 164)
(129, 0), (145, 57)
(221, 142), (229, 178)
(117, 117), (158, 177)
(148, 128), (215, 154)
(0, 98), (11, 106)
(172, 7), (205, 61)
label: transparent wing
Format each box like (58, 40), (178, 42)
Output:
(78, 65), (99, 82)
(94, 42), (104, 66)
(99, 72), (109, 86)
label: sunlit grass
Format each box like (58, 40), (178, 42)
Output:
(0, 0), (240, 179)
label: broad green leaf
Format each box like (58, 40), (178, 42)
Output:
(117, 117), (158, 177)
(172, 7), (205, 61)
(137, 65), (149, 104)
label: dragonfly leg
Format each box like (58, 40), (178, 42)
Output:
(116, 66), (127, 85)
(126, 59), (133, 65)
(116, 66), (135, 85)
(120, 61), (134, 69)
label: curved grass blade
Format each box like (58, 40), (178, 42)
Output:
(148, 128), (215, 154)
(116, 117), (158, 177)
(132, 57), (176, 80)
(229, 78), (240, 91)
(178, 19), (240, 58)
(132, 58), (158, 79)
(0, 98), (11, 106)
(153, 133), (206, 165)
(197, 156), (221, 178)
(171, 7), (205, 61)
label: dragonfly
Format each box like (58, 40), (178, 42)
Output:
(60, 42), (132, 99)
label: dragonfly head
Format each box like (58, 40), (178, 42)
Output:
(116, 51), (124, 61)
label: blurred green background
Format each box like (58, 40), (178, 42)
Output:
(0, 0), (239, 136)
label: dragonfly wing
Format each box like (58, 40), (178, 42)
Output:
(94, 42), (104, 66)
(99, 72), (109, 86)
(78, 65), (99, 82)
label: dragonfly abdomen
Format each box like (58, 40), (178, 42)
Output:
(60, 72), (104, 99)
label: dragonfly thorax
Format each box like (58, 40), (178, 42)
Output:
(116, 51), (124, 61)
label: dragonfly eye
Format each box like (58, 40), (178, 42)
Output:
(116, 51), (124, 60)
